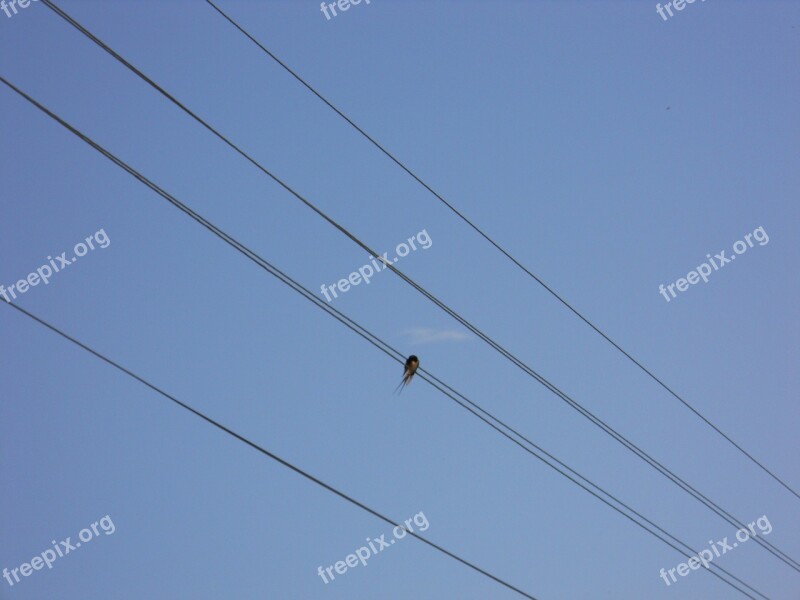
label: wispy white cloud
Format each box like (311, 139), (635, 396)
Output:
(403, 327), (472, 345)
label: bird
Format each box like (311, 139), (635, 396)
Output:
(395, 355), (419, 393)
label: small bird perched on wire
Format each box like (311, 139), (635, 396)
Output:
(395, 355), (419, 393)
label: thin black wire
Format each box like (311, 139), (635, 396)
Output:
(0, 77), (769, 600)
(203, 0), (800, 504)
(1, 306), (537, 600)
(34, 0), (800, 575)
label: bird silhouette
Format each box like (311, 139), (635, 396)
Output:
(395, 355), (419, 393)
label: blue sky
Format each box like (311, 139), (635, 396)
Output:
(1, 1), (798, 599)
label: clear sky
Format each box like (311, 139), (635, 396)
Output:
(1, 1), (798, 599)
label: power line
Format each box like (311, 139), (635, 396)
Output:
(0, 77), (770, 600)
(29, 1), (800, 573)
(1, 305), (537, 600)
(203, 0), (800, 503)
